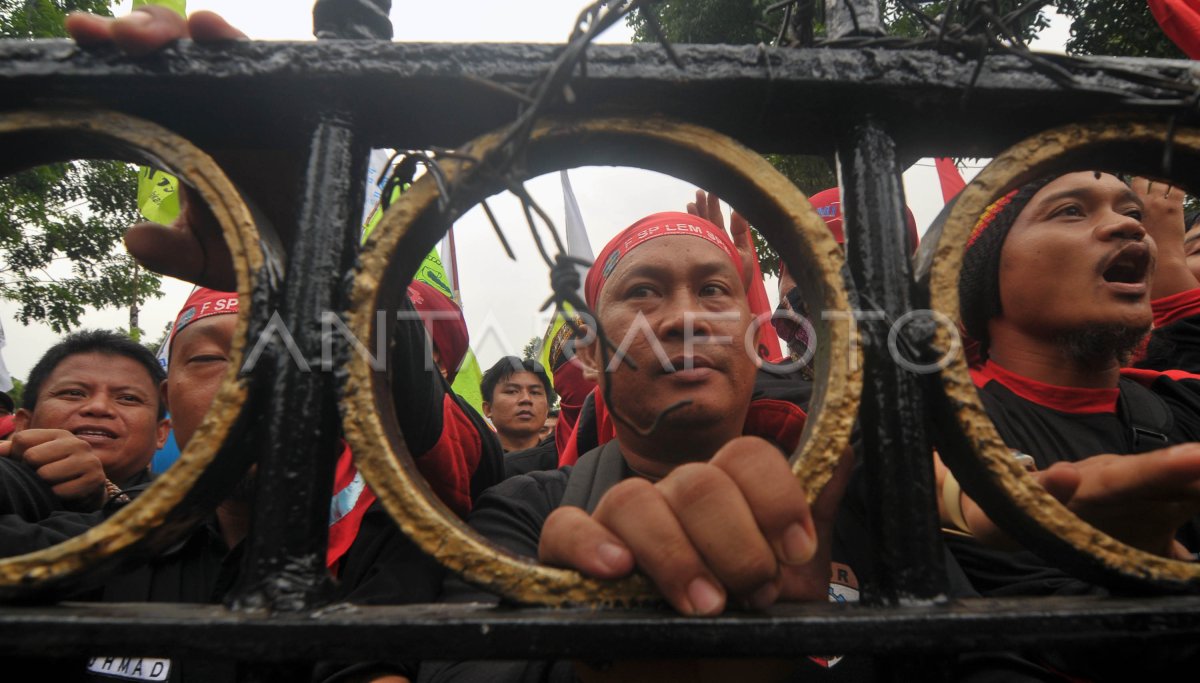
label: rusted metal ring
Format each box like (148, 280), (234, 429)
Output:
(929, 118), (1200, 592)
(343, 116), (861, 606)
(0, 110), (264, 598)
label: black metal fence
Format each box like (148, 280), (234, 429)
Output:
(2, 0), (1200, 680)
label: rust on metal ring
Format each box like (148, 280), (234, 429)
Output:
(929, 118), (1200, 591)
(343, 116), (861, 606)
(0, 110), (262, 597)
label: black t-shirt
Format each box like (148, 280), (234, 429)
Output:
(946, 358), (1200, 680)
(75, 501), (443, 683)
(0, 460), (152, 558)
(418, 383), (1040, 683)
(502, 437), (558, 479)
(951, 360), (1200, 598)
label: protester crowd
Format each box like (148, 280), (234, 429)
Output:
(3, 5), (1200, 682)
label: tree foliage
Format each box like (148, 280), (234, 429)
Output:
(0, 1), (162, 334)
(521, 336), (540, 362)
(7, 377), (23, 408)
(0, 0), (114, 39)
(629, 0), (778, 44)
(1056, 0), (1184, 58)
(0, 161), (163, 334)
(143, 321), (172, 356)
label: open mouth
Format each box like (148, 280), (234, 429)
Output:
(1101, 243), (1151, 286)
(73, 426), (117, 440)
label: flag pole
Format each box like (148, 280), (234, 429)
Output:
(447, 225), (462, 305)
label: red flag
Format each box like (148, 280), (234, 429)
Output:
(743, 233), (785, 362)
(934, 157), (967, 204)
(1150, 0), (1200, 59)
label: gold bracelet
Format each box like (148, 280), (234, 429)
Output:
(941, 470), (972, 536)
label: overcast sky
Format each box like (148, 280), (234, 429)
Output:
(0, 1), (1070, 379)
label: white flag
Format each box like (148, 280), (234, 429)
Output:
(560, 170), (594, 298)
(361, 148), (395, 229)
(0, 317), (13, 392)
(440, 231), (458, 300)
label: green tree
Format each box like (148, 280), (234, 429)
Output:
(1057, 0), (1184, 58)
(0, 161), (163, 336)
(7, 377), (23, 408)
(521, 336), (540, 362)
(0, 0), (114, 39)
(0, 1), (162, 336)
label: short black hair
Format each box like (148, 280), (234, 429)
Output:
(23, 330), (167, 419)
(480, 356), (556, 405)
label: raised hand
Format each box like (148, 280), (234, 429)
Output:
(66, 6), (246, 55)
(687, 190), (756, 291)
(1130, 177), (1199, 298)
(66, 7), (288, 292)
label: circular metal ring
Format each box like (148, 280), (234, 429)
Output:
(929, 118), (1200, 592)
(0, 110), (265, 598)
(343, 116), (862, 606)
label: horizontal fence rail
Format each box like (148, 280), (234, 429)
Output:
(1, 41), (1197, 157)
(4, 0), (1200, 677)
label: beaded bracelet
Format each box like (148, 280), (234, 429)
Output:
(104, 479), (130, 505)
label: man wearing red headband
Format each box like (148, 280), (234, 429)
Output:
(419, 211), (865, 682)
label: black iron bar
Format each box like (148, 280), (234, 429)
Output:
(1, 42), (1197, 159)
(839, 115), (948, 606)
(839, 115), (951, 679)
(1, 596), (1198, 661)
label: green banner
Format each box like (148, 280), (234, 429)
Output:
(132, 0), (186, 15)
(450, 349), (484, 414)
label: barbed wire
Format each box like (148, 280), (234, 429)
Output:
(763, 0), (1200, 178)
(378, 0), (692, 438)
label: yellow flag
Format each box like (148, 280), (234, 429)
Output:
(136, 166), (181, 225)
(133, 1), (185, 225)
(363, 180), (484, 411)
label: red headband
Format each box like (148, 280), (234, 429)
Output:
(584, 212), (743, 309)
(169, 287), (239, 351)
(809, 186), (920, 253)
(407, 281), (469, 383)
